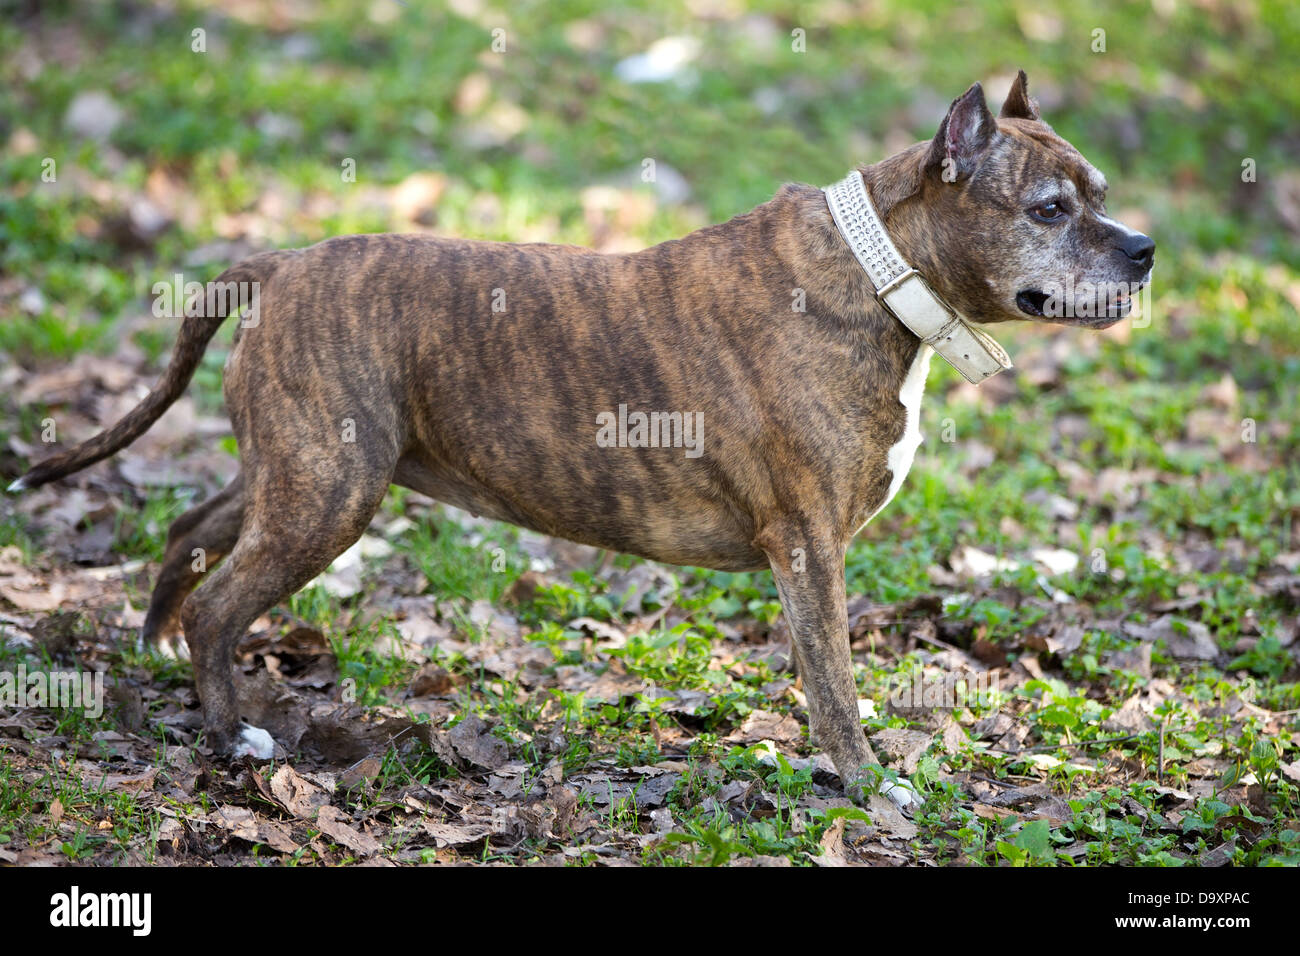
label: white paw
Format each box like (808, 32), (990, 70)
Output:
(233, 725), (275, 760)
(882, 778), (923, 811)
(154, 633), (190, 661)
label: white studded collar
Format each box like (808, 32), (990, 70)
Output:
(824, 170), (1012, 385)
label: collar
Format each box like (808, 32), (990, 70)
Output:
(823, 170), (1012, 385)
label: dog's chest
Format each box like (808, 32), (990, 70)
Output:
(856, 344), (932, 532)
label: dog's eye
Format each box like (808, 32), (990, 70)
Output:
(1030, 202), (1065, 223)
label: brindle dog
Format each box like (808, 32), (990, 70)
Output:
(12, 73), (1152, 808)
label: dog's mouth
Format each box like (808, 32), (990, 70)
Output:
(1015, 289), (1050, 317)
(1015, 280), (1144, 328)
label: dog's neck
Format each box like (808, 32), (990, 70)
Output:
(823, 168), (1012, 385)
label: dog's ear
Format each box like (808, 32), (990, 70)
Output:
(925, 82), (997, 182)
(999, 69), (1041, 121)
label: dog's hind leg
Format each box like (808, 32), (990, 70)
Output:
(178, 455), (394, 758)
(141, 474), (245, 658)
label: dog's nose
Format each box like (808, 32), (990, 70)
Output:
(1118, 232), (1155, 270)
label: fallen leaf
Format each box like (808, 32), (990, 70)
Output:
(869, 728), (932, 773)
(727, 709), (802, 746)
(270, 764), (332, 818)
(98, 767), (158, 793)
(448, 713), (508, 770)
(339, 755), (383, 790)
(211, 804), (299, 854)
(315, 805), (381, 857)
(420, 821), (493, 848)
(1127, 615), (1219, 660)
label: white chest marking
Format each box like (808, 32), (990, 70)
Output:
(857, 344), (932, 533)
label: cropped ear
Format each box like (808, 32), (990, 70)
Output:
(925, 82), (997, 182)
(999, 69), (1041, 121)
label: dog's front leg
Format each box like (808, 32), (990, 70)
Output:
(761, 523), (921, 810)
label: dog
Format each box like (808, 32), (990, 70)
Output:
(10, 72), (1152, 809)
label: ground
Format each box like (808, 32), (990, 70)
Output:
(0, 1), (1298, 866)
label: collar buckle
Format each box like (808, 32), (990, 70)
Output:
(873, 267), (920, 299)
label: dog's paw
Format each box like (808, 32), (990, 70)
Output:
(882, 778), (923, 812)
(153, 633), (190, 661)
(232, 724), (275, 760)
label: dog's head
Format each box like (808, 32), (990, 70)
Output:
(900, 71), (1153, 328)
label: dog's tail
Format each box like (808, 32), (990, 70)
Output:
(8, 250), (295, 492)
